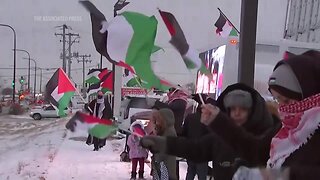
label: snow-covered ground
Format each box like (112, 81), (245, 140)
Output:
(0, 115), (190, 180)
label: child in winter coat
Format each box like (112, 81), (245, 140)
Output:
(127, 121), (148, 180)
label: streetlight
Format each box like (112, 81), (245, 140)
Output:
(0, 24), (17, 103)
(15, 49), (31, 90)
(23, 57), (37, 102)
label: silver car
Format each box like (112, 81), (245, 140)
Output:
(29, 105), (69, 120)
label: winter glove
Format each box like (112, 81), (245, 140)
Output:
(232, 166), (263, 180)
(233, 166), (290, 180)
(201, 104), (220, 126)
(140, 136), (166, 154)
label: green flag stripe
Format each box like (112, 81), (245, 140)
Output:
(57, 91), (74, 117)
(122, 12), (162, 90)
(229, 28), (238, 36)
(89, 124), (118, 139)
(85, 76), (100, 84)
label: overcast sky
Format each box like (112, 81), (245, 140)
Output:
(0, 0), (240, 90)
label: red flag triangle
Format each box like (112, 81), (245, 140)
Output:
(98, 68), (109, 79)
(58, 68), (76, 94)
(101, 71), (114, 91)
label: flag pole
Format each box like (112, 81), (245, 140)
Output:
(217, 8), (240, 34)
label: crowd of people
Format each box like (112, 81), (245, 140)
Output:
(140, 50), (320, 180)
(84, 50), (320, 180)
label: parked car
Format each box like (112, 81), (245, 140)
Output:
(118, 96), (160, 133)
(29, 105), (70, 120)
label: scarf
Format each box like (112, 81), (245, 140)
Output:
(267, 93), (320, 168)
(166, 90), (188, 104)
(94, 98), (105, 119)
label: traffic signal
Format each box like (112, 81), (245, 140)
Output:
(12, 80), (15, 87)
(20, 76), (25, 84)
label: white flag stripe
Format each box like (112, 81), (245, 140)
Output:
(220, 22), (232, 38)
(51, 86), (63, 102)
(87, 71), (100, 79)
(106, 16), (134, 62)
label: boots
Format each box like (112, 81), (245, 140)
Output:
(138, 171), (144, 179)
(130, 172), (137, 180)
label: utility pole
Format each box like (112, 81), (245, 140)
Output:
(55, 24), (69, 73)
(238, 0), (258, 87)
(66, 33), (80, 78)
(76, 54), (91, 97)
(113, 0), (129, 111)
(39, 68), (43, 94)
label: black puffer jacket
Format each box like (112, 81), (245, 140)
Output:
(166, 83), (280, 180)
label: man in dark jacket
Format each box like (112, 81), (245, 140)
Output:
(85, 90), (113, 151)
(151, 87), (188, 136)
(141, 83), (281, 180)
(182, 94), (214, 180)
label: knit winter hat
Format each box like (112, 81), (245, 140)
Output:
(223, 90), (252, 109)
(268, 63), (302, 100)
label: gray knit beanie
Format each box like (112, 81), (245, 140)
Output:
(224, 90), (252, 109)
(268, 63), (302, 95)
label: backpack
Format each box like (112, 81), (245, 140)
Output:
(120, 135), (131, 162)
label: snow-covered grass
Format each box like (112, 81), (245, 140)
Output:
(0, 115), (190, 180)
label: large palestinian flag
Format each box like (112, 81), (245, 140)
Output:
(87, 70), (114, 96)
(158, 10), (211, 77)
(45, 68), (75, 117)
(65, 111), (117, 139)
(79, 1), (171, 91)
(214, 12), (238, 37)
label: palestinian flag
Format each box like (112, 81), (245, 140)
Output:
(86, 68), (109, 84)
(214, 12), (238, 37)
(79, 1), (108, 57)
(45, 68), (75, 117)
(158, 10), (211, 77)
(123, 70), (143, 87)
(66, 111), (117, 139)
(130, 121), (146, 137)
(105, 11), (171, 90)
(79, 1), (170, 91)
(126, 76), (142, 87)
(87, 70), (114, 96)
